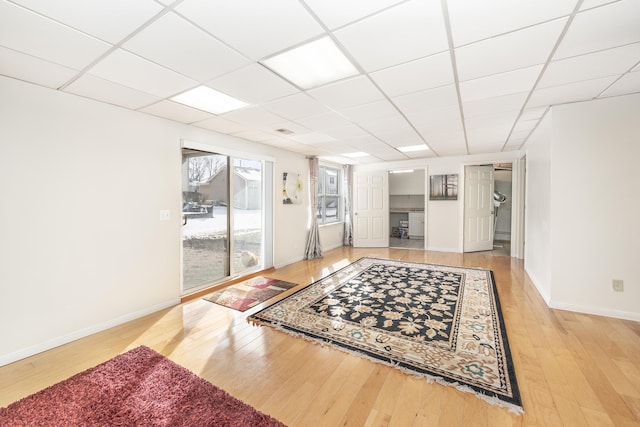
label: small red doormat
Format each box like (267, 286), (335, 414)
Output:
(204, 276), (298, 312)
(0, 346), (285, 426)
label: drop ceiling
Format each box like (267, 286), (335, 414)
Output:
(1, 0), (638, 164)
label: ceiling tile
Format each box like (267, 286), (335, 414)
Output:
(463, 92), (529, 119)
(137, 100), (213, 123)
(307, 75), (385, 110)
(420, 129), (467, 153)
(9, 0), (162, 44)
(338, 99), (399, 123)
(230, 130), (274, 142)
(334, 0), (448, 72)
(580, 0), (620, 10)
(512, 119), (540, 132)
(258, 121), (310, 137)
(554, 0), (640, 59)
(64, 74), (160, 109)
(264, 93), (329, 120)
(322, 125), (372, 140)
(304, 0), (405, 30)
(176, 0), (324, 60)
(527, 76), (617, 107)
(289, 132), (337, 144)
(520, 106), (549, 121)
(460, 65), (543, 103)
(294, 112), (353, 131)
(0, 1), (112, 70)
(370, 51), (454, 98)
(192, 116), (246, 134)
(221, 106), (284, 127)
(360, 143), (405, 157)
(393, 85), (459, 115)
(601, 70), (640, 97)
(447, 0), (576, 46)
(0, 46), (77, 89)
(469, 144), (506, 154)
(123, 13), (250, 82)
(510, 129), (535, 141)
(465, 111), (517, 131)
(88, 49), (197, 97)
(374, 128), (424, 148)
(404, 105), (462, 128)
(207, 64), (299, 104)
(359, 114), (411, 135)
(339, 135), (387, 149)
(539, 43), (640, 88)
(415, 117), (464, 134)
(455, 19), (567, 81)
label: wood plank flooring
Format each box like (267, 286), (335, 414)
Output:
(1, 247), (639, 426)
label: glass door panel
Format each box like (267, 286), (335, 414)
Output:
(232, 158), (263, 276)
(181, 150), (229, 292)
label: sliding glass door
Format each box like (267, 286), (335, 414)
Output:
(232, 158), (263, 276)
(181, 149), (268, 294)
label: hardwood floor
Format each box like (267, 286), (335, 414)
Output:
(1, 247), (639, 426)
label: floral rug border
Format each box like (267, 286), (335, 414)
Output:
(248, 257), (523, 414)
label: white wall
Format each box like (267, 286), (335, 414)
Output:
(0, 76), (310, 365)
(354, 151), (524, 253)
(273, 153), (310, 267)
(549, 94), (640, 320)
(524, 114), (553, 303)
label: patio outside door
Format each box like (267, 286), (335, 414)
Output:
(181, 150), (229, 292)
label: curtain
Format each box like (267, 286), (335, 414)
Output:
(343, 164), (353, 246)
(304, 157), (323, 260)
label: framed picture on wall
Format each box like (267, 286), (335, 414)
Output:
(429, 174), (458, 200)
(282, 172), (303, 204)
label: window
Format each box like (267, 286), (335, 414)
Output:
(317, 165), (341, 224)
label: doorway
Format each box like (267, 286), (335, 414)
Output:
(388, 169), (425, 249)
(463, 162), (517, 256)
(181, 148), (267, 294)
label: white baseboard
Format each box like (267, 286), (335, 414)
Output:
(0, 299), (179, 367)
(524, 268), (551, 305)
(324, 243), (344, 252)
(549, 301), (640, 322)
(495, 232), (511, 241)
(274, 255), (304, 269)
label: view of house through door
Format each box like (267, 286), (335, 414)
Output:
(181, 149), (264, 294)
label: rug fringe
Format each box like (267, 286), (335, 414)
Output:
(248, 319), (524, 415)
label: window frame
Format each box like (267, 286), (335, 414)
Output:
(317, 164), (342, 225)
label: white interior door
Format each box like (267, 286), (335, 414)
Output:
(464, 165), (495, 252)
(353, 170), (388, 247)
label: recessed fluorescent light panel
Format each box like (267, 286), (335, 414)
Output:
(262, 36), (359, 89)
(343, 151), (370, 158)
(171, 86), (248, 114)
(398, 145), (429, 152)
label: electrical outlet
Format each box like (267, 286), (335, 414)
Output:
(159, 210), (170, 221)
(612, 279), (624, 292)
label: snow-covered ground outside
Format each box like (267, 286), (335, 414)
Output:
(182, 206), (261, 239)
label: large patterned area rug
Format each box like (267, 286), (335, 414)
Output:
(0, 346), (285, 426)
(249, 257), (523, 413)
(204, 276), (298, 312)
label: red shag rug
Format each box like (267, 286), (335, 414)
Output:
(204, 276), (297, 312)
(0, 346), (286, 426)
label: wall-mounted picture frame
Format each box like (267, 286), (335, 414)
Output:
(282, 172), (303, 204)
(429, 174), (458, 201)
